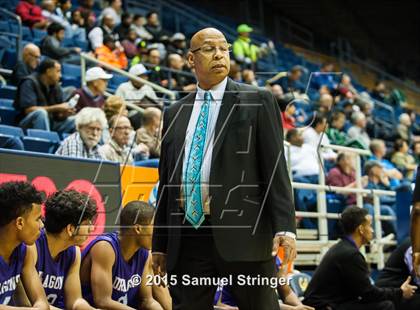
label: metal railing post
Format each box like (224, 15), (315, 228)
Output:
(373, 194), (384, 269)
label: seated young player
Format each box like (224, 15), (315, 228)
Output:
(80, 201), (165, 310)
(29, 190), (97, 310)
(0, 181), (48, 309)
(214, 256), (314, 310)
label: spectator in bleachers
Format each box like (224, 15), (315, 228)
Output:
(286, 129), (319, 178)
(369, 139), (404, 188)
(136, 107), (161, 158)
(268, 66), (306, 94)
(397, 113), (412, 143)
(144, 11), (166, 43)
(115, 64), (158, 105)
(326, 111), (348, 146)
(11, 43), (41, 86)
(88, 14), (118, 50)
(16, 0), (48, 29)
(281, 102), (296, 131)
(391, 139), (417, 180)
(144, 48), (165, 85)
(56, 107), (106, 159)
(414, 141), (420, 165)
(228, 60), (242, 82)
(70, 9), (86, 33)
(75, 0), (96, 31)
(99, 115), (148, 164)
(95, 35), (128, 70)
(121, 27), (139, 59)
(104, 95), (128, 121)
(242, 69), (259, 87)
(303, 205), (415, 310)
(40, 22), (81, 63)
(73, 67), (113, 112)
(326, 152), (363, 206)
(130, 40), (149, 66)
(311, 62), (337, 91)
(14, 58), (75, 133)
(100, 0), (122, 25)
(165, 53), (196, 93)
(167, 32), (187, 57)
(232, 24), (259, 68)
(115, 13), (133, 40)
(41, 0), (85, 41)
(270, 84), (288, 111)
(347, 111), (371, 149)
(371, 80), (388, 102)
(317, 93), (333, 113)
(132, 14), (153, 41)
(363, 160), (397, 235)
(302, 113), (337, 160)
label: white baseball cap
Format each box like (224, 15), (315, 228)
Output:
(129, 64), (151, 76)
(85, 67), (113, 82)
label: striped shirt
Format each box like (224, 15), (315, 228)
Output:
(55, 132), (102, 160)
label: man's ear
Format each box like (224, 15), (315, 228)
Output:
(134, 224), (142, 235)
(187, 51), (195, 69)
(16, 217), (24, 231)
(66, 224), (76, 237)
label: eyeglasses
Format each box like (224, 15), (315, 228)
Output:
(191, 43), (232, 55)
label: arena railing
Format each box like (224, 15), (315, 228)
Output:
(0, 8), (22, 62)
(284, 141), (396, 269)
(80, 53), (177, 105)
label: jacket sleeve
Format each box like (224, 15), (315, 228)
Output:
(152, 109), (170, 253)
(257, 89), (296, 234)
(341, 252), (402, 303)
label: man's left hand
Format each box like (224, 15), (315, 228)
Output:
(272, 235), (296, 265)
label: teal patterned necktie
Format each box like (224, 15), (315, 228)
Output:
(184, 91), (211, 228)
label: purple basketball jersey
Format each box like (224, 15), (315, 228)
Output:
(36, 230), (76, 308)
(0, 243), (26, 305)
(82, 232), (149, 308)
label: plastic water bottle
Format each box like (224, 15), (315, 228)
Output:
(67, 94), (80, 108)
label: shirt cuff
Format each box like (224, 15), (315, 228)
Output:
(275, 231), (296, 239)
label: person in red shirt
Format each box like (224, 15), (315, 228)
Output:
(281, 102), (296, 131)
(16, 0), (48, 29)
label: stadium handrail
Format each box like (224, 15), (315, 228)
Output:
(80, 53), (177, 102)
(0, 8), (22, 61)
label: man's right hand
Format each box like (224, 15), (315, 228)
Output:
(152, 253), (167, 281)
(401, 276), (417, 299)
(413, 252), (420, 277)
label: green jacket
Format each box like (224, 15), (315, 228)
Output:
(233, 36), (259, 62)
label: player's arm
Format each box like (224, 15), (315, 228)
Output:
(90, 241), (135, 310)
(138, 256), (163, 310)
(64, 247), (96, 310)
(20, 245), (49, 310)
(151, 284), (171, 310)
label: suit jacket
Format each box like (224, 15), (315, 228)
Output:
(303, 238), (402, 309)
(152, 78), (296, 270)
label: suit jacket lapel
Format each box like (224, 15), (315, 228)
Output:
(170, 92), (195, 183)
(211, 78), (240, 167)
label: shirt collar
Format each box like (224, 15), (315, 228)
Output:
(196, 77), (228, 104)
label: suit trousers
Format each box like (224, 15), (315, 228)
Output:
(169, 220), (279, 310)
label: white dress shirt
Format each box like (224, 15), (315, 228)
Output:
(181, 77), (295, 239)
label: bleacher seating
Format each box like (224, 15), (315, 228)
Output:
(0, 124), (23, 137)
(22, 136), (54, 153)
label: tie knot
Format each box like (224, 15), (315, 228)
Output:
(204, 91), (211, 102)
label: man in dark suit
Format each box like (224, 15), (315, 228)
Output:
(303, 206), (416, 310)
(152, 27), (296, 310)
(411, 167), (420, 276)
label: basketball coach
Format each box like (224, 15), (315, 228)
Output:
(152, 27), (296, 310)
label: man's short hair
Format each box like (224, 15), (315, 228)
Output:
(47, 22), (65, 35)
(311, 113), (327, 128)
(38, 58), (58, 74)
(364, 160), (382, 175)
(142, 107), (161, 126)
(44, 190), (97, 233)
(146, 11), (158, 19)
(340, 206), (369, 235)
(120, 201), (155, 228)
(286, 128), (299, 142)
(369, 139), (384, 154)
(331, 111), (345, 122)
(0, 181), (43, 227)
